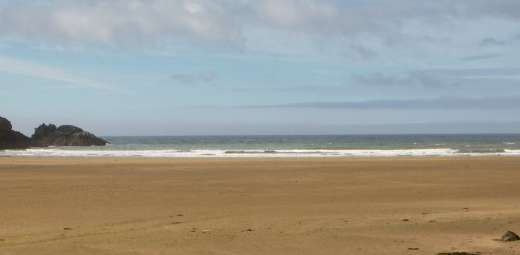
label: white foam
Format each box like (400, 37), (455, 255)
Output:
(3, 148), (519, 158)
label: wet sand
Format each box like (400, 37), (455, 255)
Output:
(1, 157), (520, 254)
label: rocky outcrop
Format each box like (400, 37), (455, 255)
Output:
(0, 117), (12, 133)
(1, 116), (108, 150)
(0, 116), (30, 150)
(31, 124), (108, 147)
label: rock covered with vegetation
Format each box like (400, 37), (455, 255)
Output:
(31, 124), (108, 147)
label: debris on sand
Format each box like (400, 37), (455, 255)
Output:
(501, 230), (520, 242)
(63, 227), (72, 231)
(408, 247), (419, 251)
(437, 252), (480, 255)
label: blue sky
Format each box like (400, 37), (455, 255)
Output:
(1, 0), (520, 135)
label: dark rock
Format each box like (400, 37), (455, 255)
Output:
(32, 123), (56, 141)
(501, 230), (520, 242)
(0, 116), (12, 134)
(0, 130), (31, 150)
(31, 123), (108, 147)
(1, 117), (107, 149)
(0, 116), (30, 150)
(56, 125), (83, 135)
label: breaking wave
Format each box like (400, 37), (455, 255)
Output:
(2, 148), (520, 158)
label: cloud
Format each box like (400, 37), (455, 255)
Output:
(354, 71), (449, 88)
(479, 37), (507, 47)
(244, 96), (520, 110)
(354, 68), (520, 87)
(1, 0), (520, 51)
(0, 55), (111, 90)
(170, 71), (217, 85)
(252, 0), (339, 31)
(460, 53), (502, 61)
(0, 0), (245, 48)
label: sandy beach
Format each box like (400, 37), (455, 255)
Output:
(0, 157), (520, 254)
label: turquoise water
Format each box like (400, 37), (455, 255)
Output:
(3, 134), (520, 157)
(99, 134), (520, 152)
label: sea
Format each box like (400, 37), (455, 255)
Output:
(2, 134), (520, 158)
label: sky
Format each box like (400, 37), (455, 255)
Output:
(1, 0), (520, 136)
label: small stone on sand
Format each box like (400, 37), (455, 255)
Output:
(501, 230), (520, 242)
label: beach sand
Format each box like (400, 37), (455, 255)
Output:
(1, 157), (520, 254)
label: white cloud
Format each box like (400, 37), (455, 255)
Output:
(0, 0), (520, 53)
(0, 0), (244, 47)
(254, 0), (338, 28)
(0, 55), (110, 90)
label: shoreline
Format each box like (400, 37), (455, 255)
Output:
(1, 153), (520, 159)
(1, 148), (520, 158)
(2, 155), (520, 160)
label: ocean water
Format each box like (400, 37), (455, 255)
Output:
(2, 134), (520, 158)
